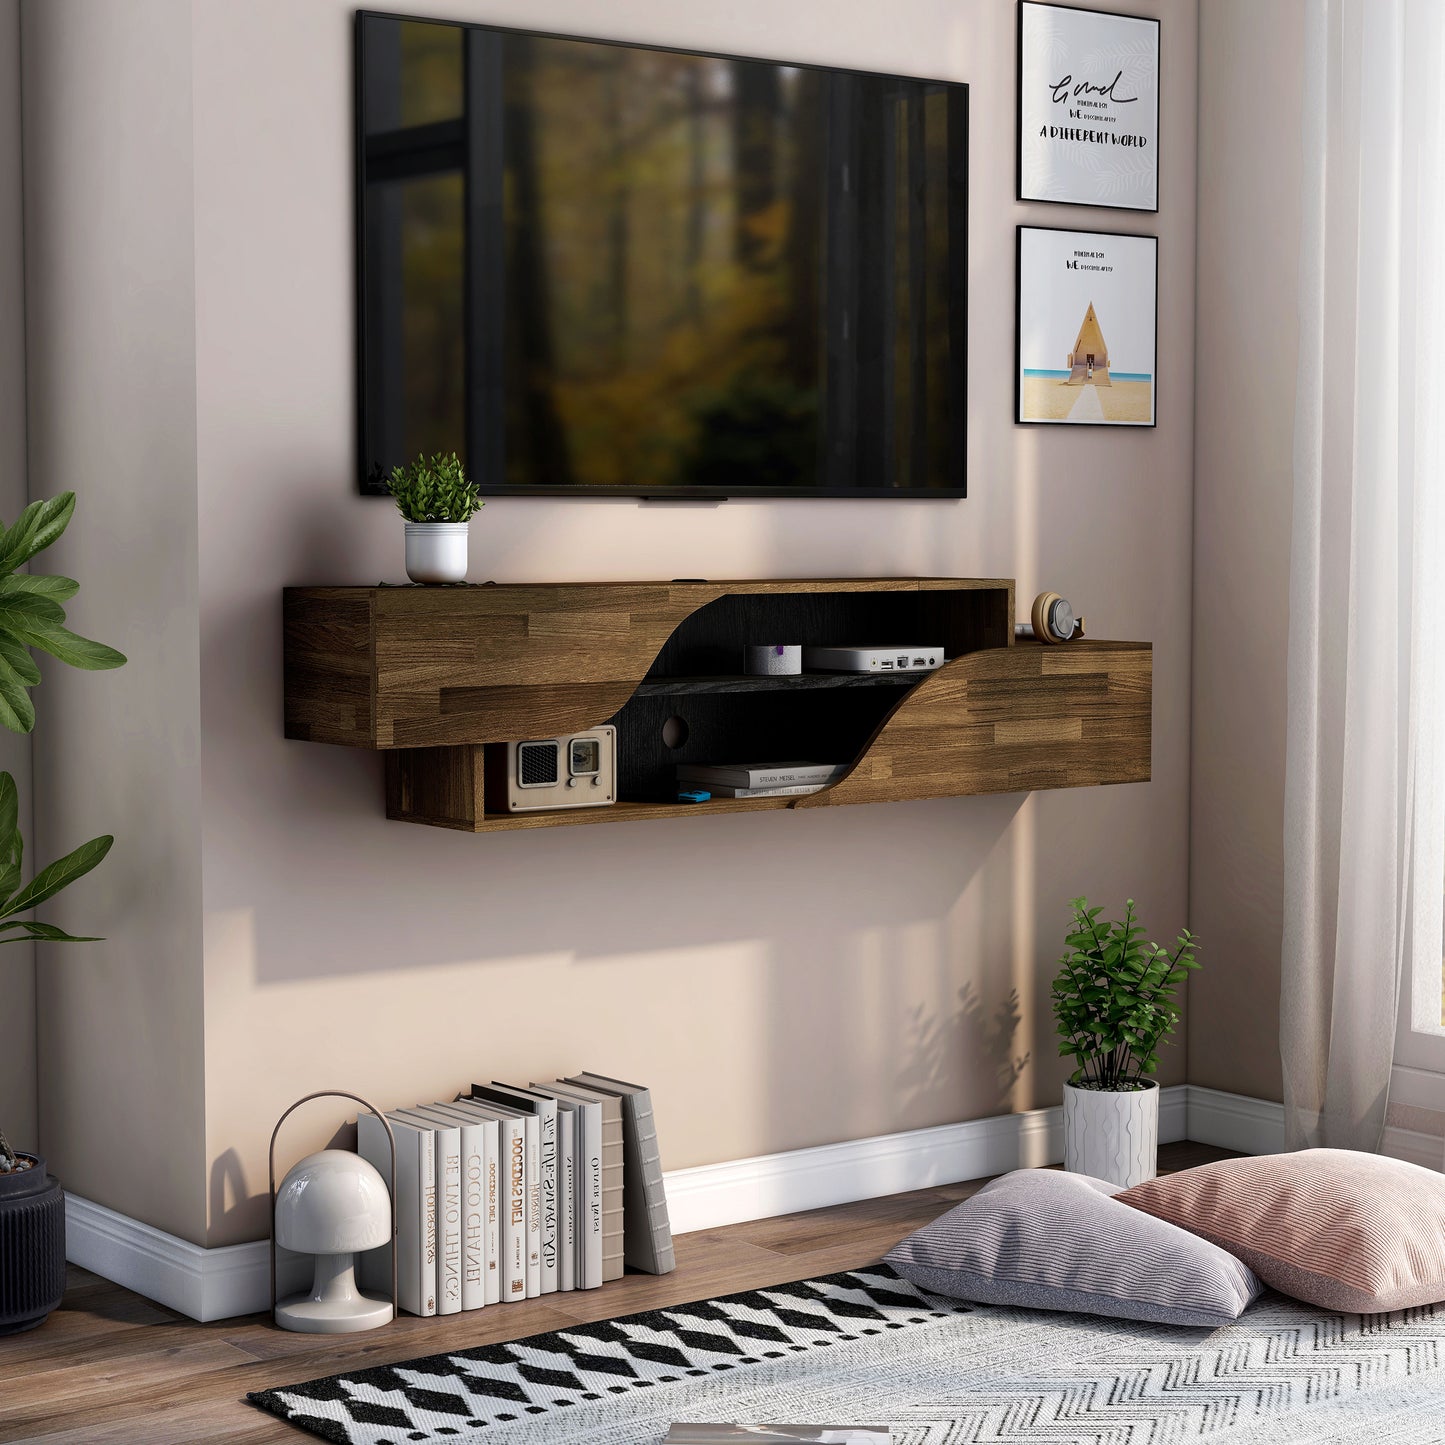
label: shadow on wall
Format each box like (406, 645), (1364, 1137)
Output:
(897, 982), (1031, 1120)
(220, 750), (1026, 984)
(212, 1118), (357, 1245)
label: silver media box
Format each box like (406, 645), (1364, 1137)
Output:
(801, 645), (945, 674)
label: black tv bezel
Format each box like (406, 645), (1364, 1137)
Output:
(354, 10), (969, 501)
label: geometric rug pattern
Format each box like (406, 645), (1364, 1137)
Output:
(248, 1268), (960, 1445)
(248, 1267), (1445, 1445)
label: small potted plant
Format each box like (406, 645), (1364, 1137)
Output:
(386, 451), (483, 585)
(1052, 897), (1198, 1188)
(0, 491), (124, 1334)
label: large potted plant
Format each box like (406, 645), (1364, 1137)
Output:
(387, 451), (483, 585)
(0, 493), (124, 1334)
(1052, 897), (1198, 1189)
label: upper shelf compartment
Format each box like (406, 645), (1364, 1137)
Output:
(283, 578), (1015, 750)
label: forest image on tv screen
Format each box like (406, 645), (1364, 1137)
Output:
(358, 16), (967, 495)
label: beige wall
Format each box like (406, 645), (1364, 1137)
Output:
(11, 0), (1199, 1248)
(1186, 0), (1306, 1102)
(0, 0), (35, 1157)
(192, 0), (1198, 1247)
(22, 0), (208, 1240)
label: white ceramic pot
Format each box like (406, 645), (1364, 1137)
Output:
(1061, 1078), (1158, 1188)
(404, 522), (469, 584)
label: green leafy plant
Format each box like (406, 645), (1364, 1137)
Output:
(1051, 897), (1198, 1091)
(0, 494), (124, 1172)
(386, 452), (483, 523)
(0, 493), (125, 734)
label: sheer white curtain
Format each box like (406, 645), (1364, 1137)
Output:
(1281, 0), (1445, 1151)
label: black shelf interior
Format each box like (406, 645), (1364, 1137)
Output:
(606, 587), (1010, 803)
(632, 670), (931, 698)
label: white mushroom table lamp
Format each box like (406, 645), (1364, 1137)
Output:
(269, 1091), (397, 1334)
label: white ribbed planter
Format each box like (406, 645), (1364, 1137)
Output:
(403, 522), (469, 584)
(1061, 1079), (1159, 1188)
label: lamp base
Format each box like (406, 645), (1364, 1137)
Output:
(275, 1290), (394, 1334)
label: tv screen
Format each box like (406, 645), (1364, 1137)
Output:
(356, 14), (968, 498)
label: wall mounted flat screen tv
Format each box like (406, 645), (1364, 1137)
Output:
(356, 13), (968, 498)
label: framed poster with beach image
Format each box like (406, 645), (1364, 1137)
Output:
(1016, 225), (1157, 428)
(1018, 2), (1160, 211)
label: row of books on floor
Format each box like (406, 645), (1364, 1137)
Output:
(355, 1073), (674, 1316)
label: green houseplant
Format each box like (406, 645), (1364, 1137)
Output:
(1051, 897), (1198, 1187)
(387, 452), (482, 585)
(0, 492), (124, 1333)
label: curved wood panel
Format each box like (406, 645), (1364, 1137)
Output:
(796, 639), (1151, 807)
(284, 578), (1012, 749)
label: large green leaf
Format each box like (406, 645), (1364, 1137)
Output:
(0, 574), (79, 603)
(0, 652), (36, 735)
(0, 773), (16, 863)
(0, 494), (75, 574)
(0, 834), (112, 919)
(14, 624), (127, 672)
(0, 593), (66, 627)
(0, 635), (41, 687)
(0, 920), (102, 944)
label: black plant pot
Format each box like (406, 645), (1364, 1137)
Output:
(0, 1154), (66, 1334)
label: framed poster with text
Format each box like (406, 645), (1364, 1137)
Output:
(1016, 225), (1157, 428)
(1018, 3), (1160, 211)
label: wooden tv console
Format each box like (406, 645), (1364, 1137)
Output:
(283, 577), (1151, 832)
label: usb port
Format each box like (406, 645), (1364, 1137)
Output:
(896, 655), (909, 667)
(879, 659), (894, 669)
(912, 656), (927, 667)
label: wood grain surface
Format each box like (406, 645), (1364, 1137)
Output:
(284, 578), (1014, 749)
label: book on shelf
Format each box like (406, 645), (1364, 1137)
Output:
(410, 1103), (500, 1310)
(469, 1088), (543, 1297)
(702, 782), (828, 799)
(547, 1079), (622, 1282)
(540, 1082), (605, 1289)
(356, 1112), (436, 1317)
(392, 1108), (463, 1315)
(664, 1429), (889, 1443)
(472, 1084), (558, 1296)
(447, 1097), (529, 1301)
(555, 1105), (576, 1292)
(676, 762), (846, 790)
(569, 1072), (676, 1275)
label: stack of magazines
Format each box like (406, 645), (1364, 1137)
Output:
(675, 762), (847, 799)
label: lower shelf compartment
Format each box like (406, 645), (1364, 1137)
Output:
(383, 639), (1152, 833)
(386, 786), (815, 833)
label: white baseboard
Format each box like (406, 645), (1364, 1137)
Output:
(1184, 1086), (1286, 1155)
(64, 1193), (305, 1324)
(664, 1085), (1190, 1235)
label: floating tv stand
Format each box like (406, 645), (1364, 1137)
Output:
(283, 577), (1151, 832)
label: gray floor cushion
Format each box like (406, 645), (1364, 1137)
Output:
(885, 1167), (1262, 1326)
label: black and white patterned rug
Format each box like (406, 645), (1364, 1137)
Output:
(248, 1266), (1445, 1445)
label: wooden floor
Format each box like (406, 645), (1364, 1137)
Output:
(0, 1142), (1230, 1445)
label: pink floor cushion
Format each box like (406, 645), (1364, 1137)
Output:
(1118, 1148), (1445, 1313)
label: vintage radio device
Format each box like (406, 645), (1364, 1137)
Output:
(485, 726), (618, 813)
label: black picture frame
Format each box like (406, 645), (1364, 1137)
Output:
(1014, 224), (1158, 430)
(1016, 1), (1160, 213)
(354, 11), (971, 500)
